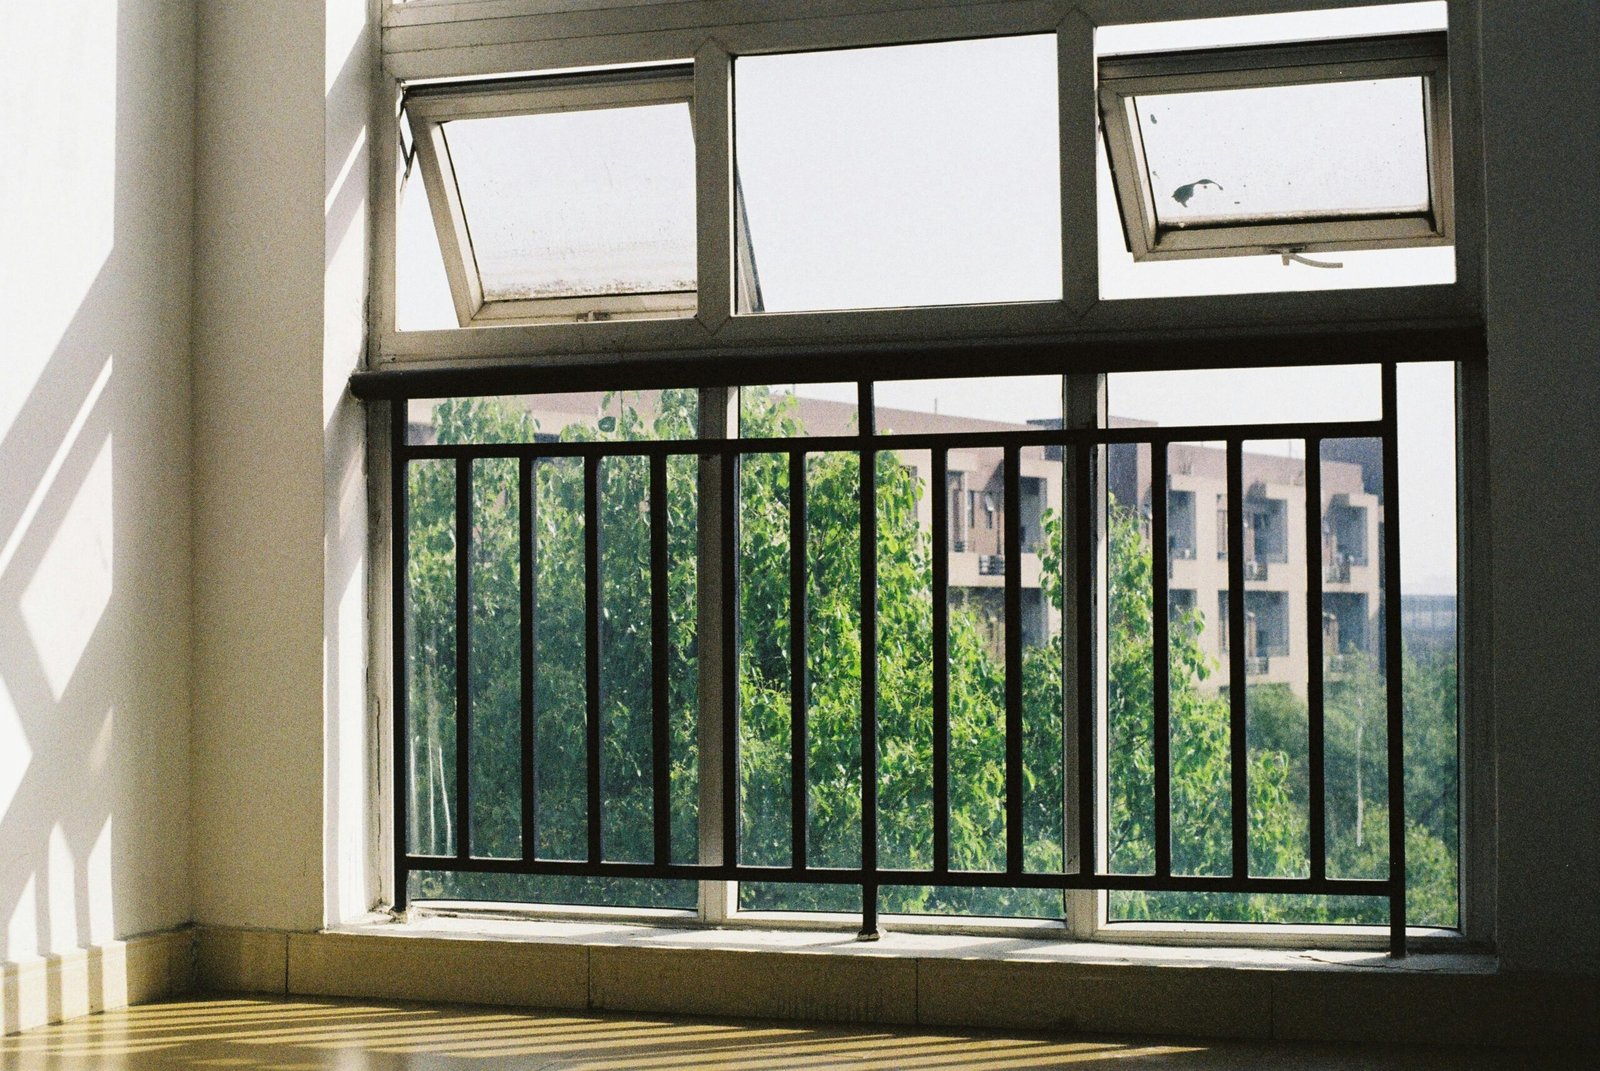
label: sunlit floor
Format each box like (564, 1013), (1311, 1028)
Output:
(0, 996), (1588, 1070)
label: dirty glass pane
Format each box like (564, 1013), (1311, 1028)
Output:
(1136, 79), (1430, 228)
(443, 103), (695, 301)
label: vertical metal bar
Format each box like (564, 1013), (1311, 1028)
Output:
(1151, 445), (1172, 878)
(1226, 440), (1248, 880)
(1304, 438), (1327, 884)
(584, 455), (603, 864)
(789, 449), (809, 871)
(391, 401), (411, 908)
(859, 381), (880, 938)
(651, 452), (672, 867)
(931, 450), (951, 876)
(1062, 375), (1104, 935)
(697, 387), (738, 922)
(1381, 365), (1408, 957)
(1003, 445), (1025, 875)
(721, 449), (740, 871)
(520, 456), (538, 862)
(1074, 442), (1096, 879)
(455, 456), (473, 862)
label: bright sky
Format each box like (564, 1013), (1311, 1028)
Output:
(394, 2), (1455, 593)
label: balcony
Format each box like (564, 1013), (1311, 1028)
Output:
(1325, 652), (1367, 675)
(1244, 560), (1269, 581)
(1245, 655), (1270, 676)
(1325, 558), (1352, 583)
(978, 555), (1005, 576)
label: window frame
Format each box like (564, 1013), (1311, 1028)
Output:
(1097, 31), (1453, 261)
(404, 65), (698, 328)
(365, 0), (1490, 956)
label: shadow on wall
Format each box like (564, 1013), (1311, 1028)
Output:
(0, 0), (193, 1028)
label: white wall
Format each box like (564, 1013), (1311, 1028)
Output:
(190, 0), (373, 931)
(0, 0), (194, 963)
(1479, 2), (1600, 974)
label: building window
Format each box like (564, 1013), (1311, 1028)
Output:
(367, 2), (1472, 954)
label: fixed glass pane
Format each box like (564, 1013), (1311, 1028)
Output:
(598, 455), (655, 864)
(735, 35), (1061, 313)
(739, 384), (858, 438)
(1137, 79), (1430, 229)
(873, 375), (1064, 434)
(1110, 365), (1381, 428)
(406, 460), (457, 858)
(407, 390), (699, 445)
(468, 456), (522, 861)
(737, 450), (795, 870)
(1395, 362), (1459, 928)
(443, 103), (695, 303)
(533, 457), (589, 862)
(408, 872), (697, 911)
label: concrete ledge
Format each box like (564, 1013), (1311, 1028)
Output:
(191, 920), (1599, 1048)
(1, 929), (194, 1036)
(591, 944), (918, 1024)
(196, 927), (289, 995)
(288, 930), (588, 1008)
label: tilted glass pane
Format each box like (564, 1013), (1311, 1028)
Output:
(443, 103), (695, 301)
(1136, 78), (1430, 228)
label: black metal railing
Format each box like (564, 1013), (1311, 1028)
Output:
(388, 370), (1409, 955)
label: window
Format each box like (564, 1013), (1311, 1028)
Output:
(366, 1), (1475, 956)
(404, 68), (697, 326)
(733, 35), (1061, 313)
(1098, 32), (1452, 262)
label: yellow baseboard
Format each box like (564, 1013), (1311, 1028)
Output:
(1, 929), (194, 1037)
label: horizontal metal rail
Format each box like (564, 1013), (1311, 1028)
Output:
(400, 418), (1387, 461)
(392, 381), (1406, 953)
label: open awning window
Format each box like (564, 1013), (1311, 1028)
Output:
(1098, 32), (1451, 261)
(404, 67), (696, 326)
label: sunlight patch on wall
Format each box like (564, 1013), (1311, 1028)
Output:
(0, 0), (117, 437)
(87, 818), (114, 945)
(5, 873), (39, 960)
(0, 676), (30, 822)
(22, 436), (114, 700)
(46, 825), (77, 953)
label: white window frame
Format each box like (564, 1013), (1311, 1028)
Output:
(405, 66), (698, 327)
(1097, 31), (1453, 261)
(368, 0), (1490, 955)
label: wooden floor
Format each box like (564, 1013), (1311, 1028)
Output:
(0, 996), (1587, 1070)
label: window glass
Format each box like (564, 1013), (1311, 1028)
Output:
(1137, 79), (1430, 228)
(735, 35), (1061, 313)
(444, 102), (695, 303)
(1110, 365), (1381, 428)
(396, 168), (457, 331)
(407, 390), (699, 446)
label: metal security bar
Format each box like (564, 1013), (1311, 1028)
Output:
(386, 369), (1408, 956)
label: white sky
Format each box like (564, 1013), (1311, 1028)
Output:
(394, 2), (1455, 593)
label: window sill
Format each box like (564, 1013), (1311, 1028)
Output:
(194, 920), (1597, 1047)
(333, 912), (1489, 974)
